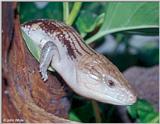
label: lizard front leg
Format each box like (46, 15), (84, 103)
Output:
(39, 41), (59, 81)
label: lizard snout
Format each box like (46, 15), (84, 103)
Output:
(127, 92), (137, 105)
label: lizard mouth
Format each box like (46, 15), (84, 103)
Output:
(77, 82), (137, 105)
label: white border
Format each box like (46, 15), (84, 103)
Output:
(0, 1), (2, 123)
(1, 0), (160, 1)
(0, 0), (159, 123)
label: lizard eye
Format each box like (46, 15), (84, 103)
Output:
(106, 80), (115, 87)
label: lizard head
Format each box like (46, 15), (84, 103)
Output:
(76, 54), (137, 105)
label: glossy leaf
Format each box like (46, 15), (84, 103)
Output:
(69, 102), (94, 122)
(69, 112), (81, 122)
(76, 11), (104, 37)
(19, 2), (63, 23)
(142, 112), (159, 123)
(127, 103), (137, 119)
(136, 99), (155, 112)
(82, 2), (106, 15)
(126, 28), (159, 36)
(86, 2), (159, 44)
(75, 2), (105, 37)
(136, 41), (159, 66)
(21, 29), (54, 71)
(21, 29), (40, 61)
(127, 99), (159, 123)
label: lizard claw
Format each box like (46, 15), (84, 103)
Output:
(41, 73), (48, 81)
(39, 65), (48, 81)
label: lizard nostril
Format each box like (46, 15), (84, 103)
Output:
(129, 94), (137, 104)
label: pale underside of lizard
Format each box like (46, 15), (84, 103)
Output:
(21, 19), (137, 105)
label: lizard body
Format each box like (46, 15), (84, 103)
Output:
(21, 19), (137, 105)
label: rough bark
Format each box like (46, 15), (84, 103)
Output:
(2, 2), (74, 123)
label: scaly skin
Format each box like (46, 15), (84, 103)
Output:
(21, 19), (137, 105)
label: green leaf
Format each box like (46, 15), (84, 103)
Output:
(136, 99), (155, 112)
(21, 29), (54, 72)
(75, 2), (105, 38)
(100, 2), (158, 31)
(137, 47), (159, 66)
(43, 2), (63, 20)
(141, 112), (159, 123)
(19, 2), (63, 23)
(126, 28), (159, 36)
(21, 29), (40, 61)
(69, 112), (82, 122)
(127, 99), (159, 123)
(69, 102), (94, 122)
(86, 2), (159, 44)
(82, 2), (106, 15)
(19, 2), (40, 23)
(127, 103), (138, 119)
(76, 11), (104, 35)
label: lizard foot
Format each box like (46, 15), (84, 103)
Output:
(39, 64), (48, 81)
